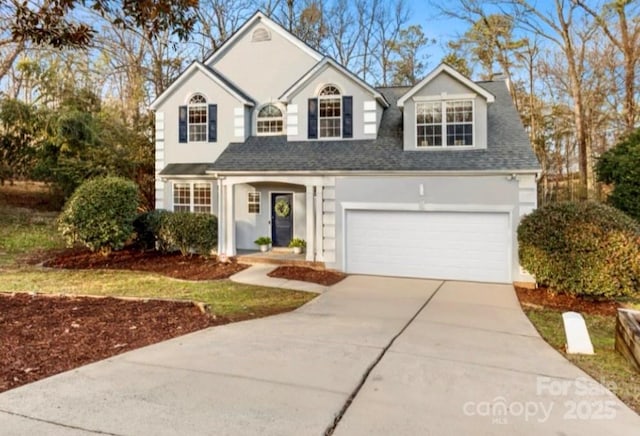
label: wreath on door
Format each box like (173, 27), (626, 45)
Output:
(274, 199), (291, 217)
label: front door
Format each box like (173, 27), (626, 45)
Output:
(271, 193), (293, 247)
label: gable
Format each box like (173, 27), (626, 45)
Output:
(205, 13), (321, 103)
(280, 58), (388, 107)
(397, 64), (495, 107)
(150, 62), (253, 111)
(413, 71), (478, 97)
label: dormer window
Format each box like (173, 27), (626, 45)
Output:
(188, 94), (208, 142)
(257, 104), (284, 135)
(318, 85), (341, 138)
(416, 99), (474, 147)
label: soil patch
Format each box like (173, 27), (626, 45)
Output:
(41, 248), (248, 280)
(268, 266), (346, 286)
(0, 293), (221, 393)
(515, 285), (621, 316)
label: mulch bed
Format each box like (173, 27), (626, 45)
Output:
(39, 248), (248, 280)
(514, 285), (621, 317)
(0, 293), (224, 393)
(268, 266), (346, 286)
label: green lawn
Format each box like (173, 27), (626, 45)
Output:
(0, 206), (64, 266)
(0, 268), (315, 319)
(524, 307), (640, 414)
(0, 184), (316, 320)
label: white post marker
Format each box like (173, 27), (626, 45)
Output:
(562, 311), (595, 354)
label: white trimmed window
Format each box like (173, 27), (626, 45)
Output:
(416, 100), (474, 147)
(319, 85), (341, 138)
(257, 105), (283, 135)
(173, 183), (191, 212)
(172, 182), (213, 213)
(188, 94), (207, 142)
(248, 192), (260, 214)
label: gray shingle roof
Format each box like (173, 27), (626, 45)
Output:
(159, 163), (211, 176)
(203, 64), (255, 105)
(205, 80), (540, 173)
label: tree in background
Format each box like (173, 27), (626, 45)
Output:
(596, 128), (640, 222)
(8, 0), (198, 48)
(442, 50), (472, 77)
(0, 98), (41, 184)
(448, 14), (526, 83)
(387, 25), (432, 86)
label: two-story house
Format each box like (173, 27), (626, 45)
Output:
(150, 11), (540, 284)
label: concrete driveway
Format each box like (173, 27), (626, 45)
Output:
(0, 277), (638, 435)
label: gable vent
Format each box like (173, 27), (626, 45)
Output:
(252, 27), (271, 42)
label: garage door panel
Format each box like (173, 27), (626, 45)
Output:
(345, 210), (510, 283)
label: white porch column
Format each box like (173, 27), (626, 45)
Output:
(224, 183), (236, 256)
(305, 185), (315, 262)
(217, 179), (225, 254)
(315, 185), (324, 261)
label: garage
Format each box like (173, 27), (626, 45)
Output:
(345, 210), (511, 283)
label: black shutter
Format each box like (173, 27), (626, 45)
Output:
(308, 98), (318, 139)
(342, 96), (353, 138)
(178, 105), (187, 143)
(208, 104), (217, 142)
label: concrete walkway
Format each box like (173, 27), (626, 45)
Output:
(230, 264), (328, 293)
(0, 278), (638, 435)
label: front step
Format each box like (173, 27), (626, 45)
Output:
(236, 252), (325, 269)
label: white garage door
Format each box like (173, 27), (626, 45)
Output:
(345, 210), (511, 283)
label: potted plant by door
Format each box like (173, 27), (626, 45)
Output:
(288, 238), (306, 254)
(254, 236), (272, 252)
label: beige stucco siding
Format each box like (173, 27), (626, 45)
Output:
(154, 68), (249, 165)
(207, 20), (318, 103)
(287, 66), (382, 141)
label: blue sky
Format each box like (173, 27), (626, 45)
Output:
(406, 1), (466, 62)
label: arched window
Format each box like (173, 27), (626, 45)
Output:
(188, 94), (207, 142)
(257, 104), (284, 135)
(318, 85), (341, 138)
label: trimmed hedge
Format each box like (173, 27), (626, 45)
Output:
(596, 128), (640, 221)
(157, 211), (217, 256)
(58, 176), (139, 255)
(518, 201), (640, 298)
(133, 209), (170, 250)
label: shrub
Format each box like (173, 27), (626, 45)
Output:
(596, 128), (640, 221)
(518, 201), (640, 298)
(288, 238), (306, 248)
(133, 209), (170, 251)
(254, 236), (272, 246)
(58, 176), (139, 255)
(158, 212), (217, 256)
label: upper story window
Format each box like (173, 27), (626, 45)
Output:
(257, 104), (284, 135)
(416, 100), (474, 147)
(188, 94), (208, 142)
(318, 85), (341, 138)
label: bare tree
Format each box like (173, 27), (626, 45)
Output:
(375, 0), (409, 86)
(573, 0), (640, 133)
(508, 0), (598, 199)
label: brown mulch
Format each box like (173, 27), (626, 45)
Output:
(268, 266), (346, 286)
(39, 248), (248, 280)
(514, 285), (621, 317)
(0, 293), (223, 393)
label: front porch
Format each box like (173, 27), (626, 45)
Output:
(216, 175), (333, 265)
(236, 249), (325, 269)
